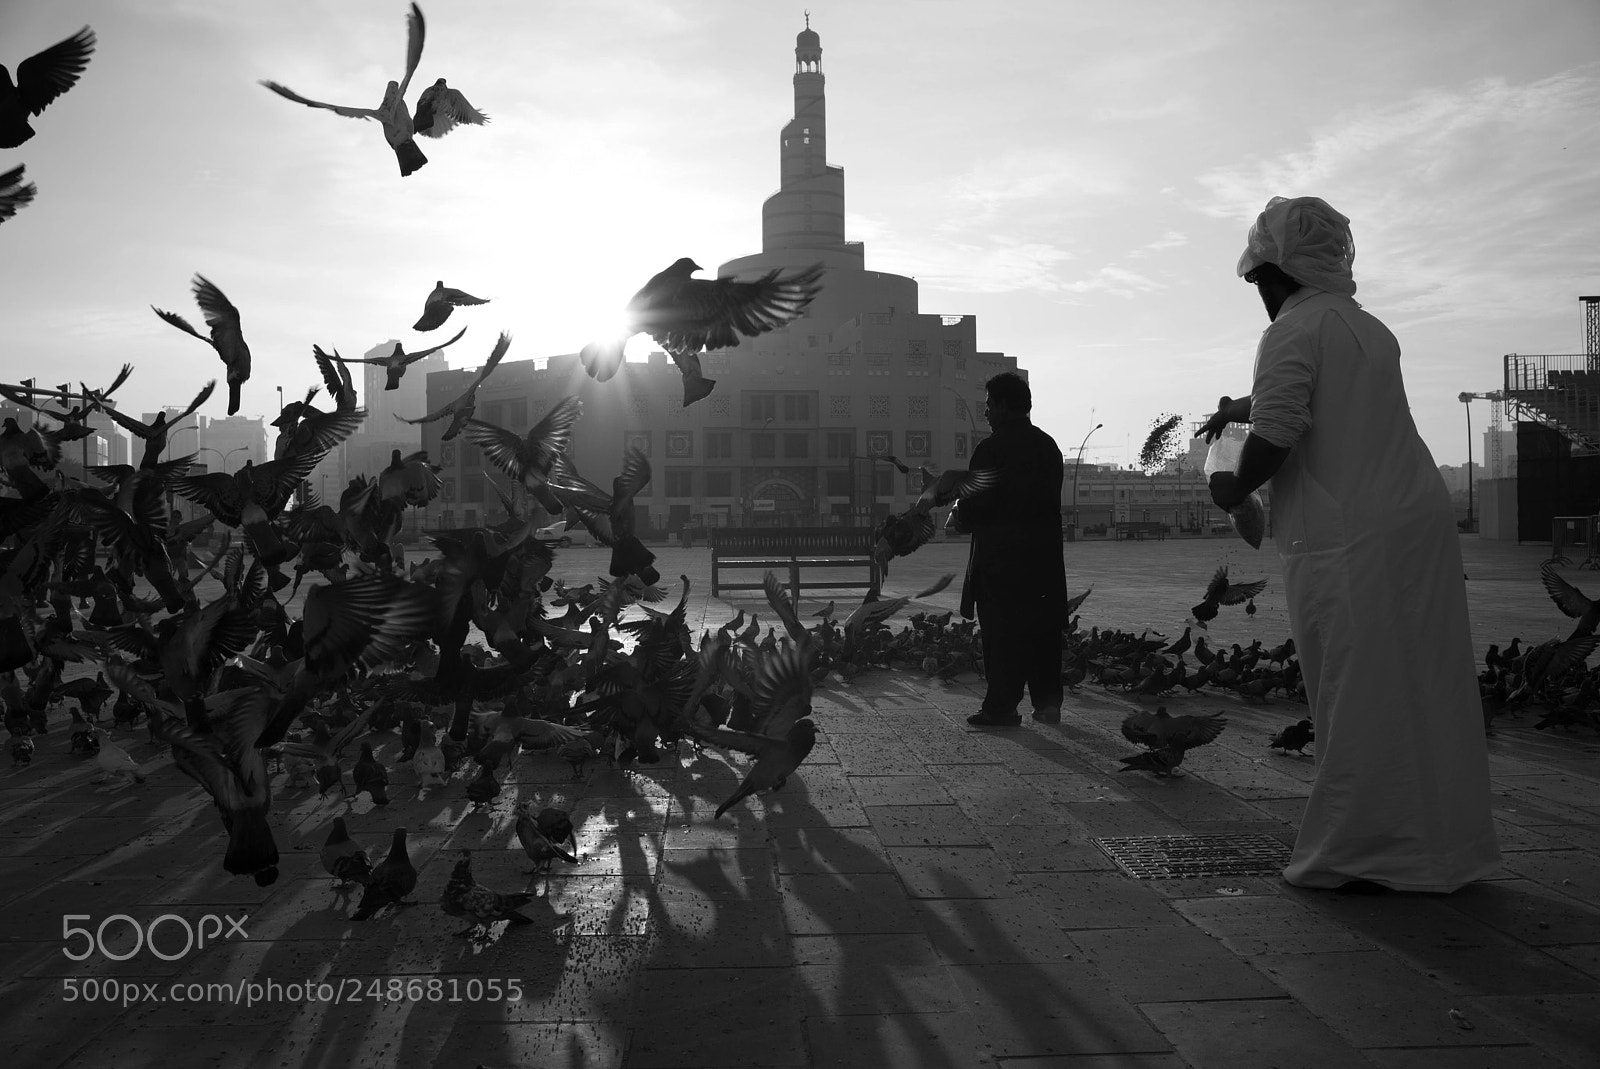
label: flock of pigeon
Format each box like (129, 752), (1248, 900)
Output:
(1476, 560), (1600, 736)
(1, 5), (974, 933)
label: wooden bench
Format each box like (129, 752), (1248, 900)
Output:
(710, 527), (881, 604)
(1114, 521), (1168, 542)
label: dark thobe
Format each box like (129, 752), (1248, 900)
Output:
(959, 418), (1067, 715)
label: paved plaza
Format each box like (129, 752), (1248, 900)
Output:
(1, 535), (1597, 1068)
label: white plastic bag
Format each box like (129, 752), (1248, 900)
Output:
(1204, 437), (1266, 549)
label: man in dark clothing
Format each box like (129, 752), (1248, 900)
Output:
(958, 372), (1067, 727)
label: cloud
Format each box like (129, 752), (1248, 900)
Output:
(1127, 230), (1189, 259)
(1192, 65), (1600, 328)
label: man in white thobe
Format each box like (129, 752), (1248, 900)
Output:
(1203, 196), (1500, 893)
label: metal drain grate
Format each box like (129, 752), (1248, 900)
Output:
(1094, 833), (1291, 879)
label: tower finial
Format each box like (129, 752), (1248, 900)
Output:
(805, 10), (810, 29)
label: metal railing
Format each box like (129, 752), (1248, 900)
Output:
(1502, 353), (1600, 456)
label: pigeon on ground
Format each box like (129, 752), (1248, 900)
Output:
(0, 25), (95, 149)
(352, 827), (417, 920)
(320, 815), (372, 887)
(441, 851), (536, 937)
(1268, 718), (1314, 755)
(351, 741), (390, 805)
(514, 802), (578, 874)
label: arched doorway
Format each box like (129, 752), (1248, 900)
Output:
(748, 477), (809, 527)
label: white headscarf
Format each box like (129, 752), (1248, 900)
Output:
(1236, 196), (1357, 297)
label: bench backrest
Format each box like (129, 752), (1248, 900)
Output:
(710, 526), (877, 556)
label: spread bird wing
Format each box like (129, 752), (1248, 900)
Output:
(1065, 587), (1092, 615)
(1217, 578), (1266, 605)
(647, 264), (824, 353)
(398, 2), (425, 97)
(259, 81), (377, 120)
(16, 26), (96, 116)
(418, 85), (488, 137)
(0, 165), (36, 222)
(915, 467), (999, 510)
(1541, 563), (1595, 619)
(191, 275), (241, 335)
(1201, 565), (1231, 602)
(1166, 713), (1228, 749)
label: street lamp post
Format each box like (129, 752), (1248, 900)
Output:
(1457, 392), (1475, 532)
(200, 445), (248, 475)
(1069, 423), (1103, 540)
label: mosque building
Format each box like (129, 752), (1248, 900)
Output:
(417, 19), (1021, 534)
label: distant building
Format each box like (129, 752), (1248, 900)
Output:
(420, 20), (1019, 532)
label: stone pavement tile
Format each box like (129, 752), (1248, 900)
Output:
(886, 846), (1026, 899)
(1139, 998), (1374, 1069)
(7, 815), (160, 858)
(1501, 849), (1600, 908)
(253, 996), (460, 1069)
(1296, 888), (1600, 996)
(1544, 943), (1600, 982)
(0, 854), (97, 905)
(828, 734), (927, 776)
(1493, 774), (1600, 816)
(981, 824), (1118, 874)
(945, 961), (1174, 1057)
(64, 1023), (290, 1069)
(0, 800), (103, 838)
(911, 896), (1080, 965)
(791, 933), (965, 1015)
(769, 825), (894, 875)
(981, 1056), (1182, 1068)
(1019, 872), (1187, 930)
(1141, 876), (1286, 901)
(1440, 878), (1600, 947)
(1021, 772), (1136, 805)
(1172, 894), (1374, 956)
(1243, 796), (1306, 825)
(866, 804), (987, 846)
(6, 876), (172, 946)
(1117, 777), (1280, 825)
(462, 934), (645, 1023)
(803, 1011), (996, 1068)
(780, 872), (923, 935)
(646, 895), (794, 968)
(627, 967), (805, 1067)
(1362, 1045), (1557, 1068)
(1493, 820), (1574, 853)
(0, 976), (126, 1068)
(437, 1020), (630, 1069)
(1251, 950), (1526, 1047)
(898, 731), (1007, 766)
(1183, 765), (1311, 800)
(970, 739), (1089, 775)
(121, 939), (338, 1026)
(660, 808), (774, 849)
(848, 774), (957, 807)
(955, 786), (1074, 826)
(1071, 926), (1284, 1001)
(1525, 821), (1600, 853)
(544, 875), (657, 936)
(1056, 799), (1185, 837)
(1491, 791), (1592, 828)
(658, 847), (780, 900)
(1467, 992), (1600, 1069)
(757, 781), (870, 829)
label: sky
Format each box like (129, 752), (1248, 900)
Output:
(2, 0), (1597, 469)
